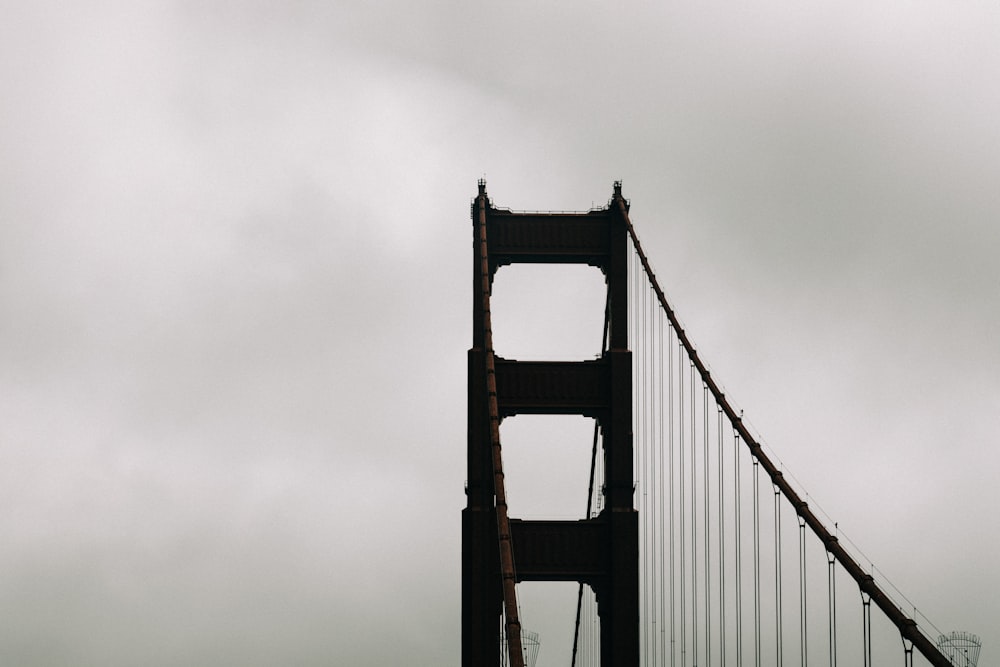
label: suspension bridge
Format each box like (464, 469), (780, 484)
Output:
(462, 181), (974, 667)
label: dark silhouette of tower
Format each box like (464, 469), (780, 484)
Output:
(463, 182), (638, 666)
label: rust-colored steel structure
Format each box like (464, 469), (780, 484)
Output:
(463, 182), (639, 667)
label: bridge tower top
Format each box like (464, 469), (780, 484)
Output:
(463, 182), (638, 667)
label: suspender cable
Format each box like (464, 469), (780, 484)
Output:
(614, 191), (954, 667)
(570, 281), (611, 667)
(669, 323), (676, 667)
(634, 249), (645, 663)
(691, 361), (699, 667)
(705, 382), (712, 667)
(679, 340), (687, 666)
(798, 515), (808, 667)
(719, 405), (727, 667)
(753, 460), (761, 667)
(660, 310), (667, 664)
(827, 549), (837, 667)
(774, 481), (784, 667)
(648, 264), (656, 663)
(475, 188), (524, 667)
(570, 417), (600, 667)
(862, 589), (872, 667)
(735, 429), (744, 667)
(903, 635), (915, 667)
(652, 281), (662, 665)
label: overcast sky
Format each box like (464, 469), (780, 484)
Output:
(1, 2), (997, 665)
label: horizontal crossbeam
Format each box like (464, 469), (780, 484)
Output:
(487, 210), (612, 274)
(494, 358), (609, 418)
(510, 518), (605, 582)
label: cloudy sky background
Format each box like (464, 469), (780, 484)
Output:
(2, 2), (998, 665)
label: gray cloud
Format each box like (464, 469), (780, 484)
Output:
(1, 2), (996, 664)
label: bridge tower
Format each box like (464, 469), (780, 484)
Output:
(463, 182), (639, 666)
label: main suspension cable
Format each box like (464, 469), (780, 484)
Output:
(615, 190), (953, 667)
(475, 188), (524, 667)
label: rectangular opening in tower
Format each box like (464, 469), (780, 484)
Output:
(500, 414), (601, 520)
(490, 265), (608, 361)
(515, 581), (600, 667)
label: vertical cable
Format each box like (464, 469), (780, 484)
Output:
(648, 278), (656, 665)
(592, 592), (597, 667)
(753, 460), (761, 667)
(645, 275), (654, 665)
(650, 278), (656, 664)
(734, 430), (743, 667)
(718, 406), (726, 667)
(630, 250), (639, 660)
(638, 252), (649, 665)
(573, 263), (613, 667)
(798, 516), (808, 667)
(902, 638), (914, 667)
(647, 284), (664, 667)
(622, 193), (957, 667)
(691, 362), (699, 667)
(584, 588), (591, 667)
(774, 483), (783, 667)
(669, 323), (676, 667)
(644, 259), (652, 665)
(659, 311), (667, 665)
(500, 612), (506, 666)
(705, 383), (712, 667)
(571, 419), (602, 667)
(592, 587), (597, 666)
(862, 591), (872, 667)
(679, 342), (686, 666)
(827, 550), (837, 667)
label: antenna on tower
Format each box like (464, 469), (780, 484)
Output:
(936, 631), (982, 667)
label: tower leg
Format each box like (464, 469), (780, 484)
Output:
(462, 506), (501, 667)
